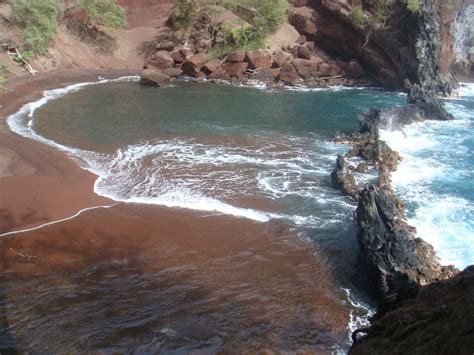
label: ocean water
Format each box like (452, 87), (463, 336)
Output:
(381, 83), (474, 270)
(4, 79), (473, 351)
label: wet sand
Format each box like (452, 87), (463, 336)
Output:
(0, 203), (350, 352)
(0, 70), (136, 234)
(0, 71), (352, 352)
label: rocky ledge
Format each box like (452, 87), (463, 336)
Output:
(349, 265), (474, 354)
(330, 87), (469, 351)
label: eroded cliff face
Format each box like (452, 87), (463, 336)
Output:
(452, 2), (474, 80)
(289, 0), (470, 94)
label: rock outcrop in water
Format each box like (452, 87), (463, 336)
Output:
(332, 87), (458, 297)
(330, 75), (466, 352)
(331, 155), (359, 200)
(355, 185), (458, 297)
(349, 266), (474, 354)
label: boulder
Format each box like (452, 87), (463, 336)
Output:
(207, 68), (231, 81)
(226, 51), (246, 62)
(162, 67), (183, 78)
(139, 69), (171, 87)
(245, 50), (272, 70)
(317, 62), (332, 77)
(296, 35), (307, 44)
(286, 45), (299, 56)
(347, 59), (364, 78)
(291, 58), (319, 79)
(171, 49), (194, 63)
(181, 53), (209, 77)
(202, 59), (223, 74)
(355, 185), (458, 297)
(356, 93), (453, 135)
(297, 45), (312, 60)
(331, 154), (359, 200)
(252, 67), (278, 82)
(145, 51), (174, 70)
(329, 63), (342, 76)
(156, 40), (175, 52)
(279, 63), (298, 85)
(289, 6), (318, 35)
(347, 140), (400, 172)
(223, 61), (248, 77)
(272, 50), (291, 67)
(305, 41), (315, 51)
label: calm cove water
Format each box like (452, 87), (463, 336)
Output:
(4, 79), (474, 352)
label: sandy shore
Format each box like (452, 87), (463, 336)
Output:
(0, 69), (138, 234)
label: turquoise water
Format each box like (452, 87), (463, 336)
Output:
(11, 79), (474, 270)
(5, 79), (474, 351)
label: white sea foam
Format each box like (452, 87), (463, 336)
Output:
(0, 205), (117, 237)
(8, 77), (355, 226)
(457, 82), (474, 97)
(342, 288), (374, 343)
(379, 98), (474, 269)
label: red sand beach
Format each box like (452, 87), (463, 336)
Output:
(0, 70), (350, 352)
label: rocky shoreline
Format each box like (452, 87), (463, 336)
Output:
(329, 85), (474, 352)
(138, 40), (371, 90)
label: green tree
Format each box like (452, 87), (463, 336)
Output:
(10, 0), (63, 54)
(78, 0), (128, 29)
(168, 0), (201, 46)
(253, 0), (288, 34)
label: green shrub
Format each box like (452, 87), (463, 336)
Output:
(168, 0), (199, 31)
(10, 0), (63, 54)
(405, 0), (421, 13)
(0, 63), (6, 87)
(208, 42), (234, 59)
(253, 0), (289, 34)
(79, 0), (128, 29)
(350, 5), (366, 27)
(21, 50), (35, 60)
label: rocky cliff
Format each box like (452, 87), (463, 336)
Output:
(1, 0), (470, 92)
(349, 265), (474, 354)
(289, 0), (473, 94)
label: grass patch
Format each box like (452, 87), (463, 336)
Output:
(10, 0), (63, 55)
(350, 5), (366, 27)
(78, 0), (128, 29)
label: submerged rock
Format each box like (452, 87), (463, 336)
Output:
(355, 185), (458, 297)
(350, 266), (474, 354)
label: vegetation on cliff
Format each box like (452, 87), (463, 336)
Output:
(79, 0), (128, 30)
(8, 0), (127, 55)
(169, 0), (289, 57)
(10, 0), (63, 54)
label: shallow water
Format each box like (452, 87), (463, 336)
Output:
(4, 79), (473, 352)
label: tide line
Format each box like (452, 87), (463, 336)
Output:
(0, 203), (119, 238)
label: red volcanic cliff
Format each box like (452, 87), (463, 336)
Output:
(288, 0), (472, 93)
